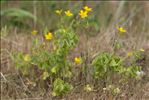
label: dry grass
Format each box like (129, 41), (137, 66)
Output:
(1, 30), (149, 99)
(1, 1), (149, 100)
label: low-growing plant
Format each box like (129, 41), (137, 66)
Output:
(11, 5), (145, 97)
(52, 78), (73, 96)
(12, 5), (93, 96)
(92, 52), (123, 79)
(92, 52), (142, 80)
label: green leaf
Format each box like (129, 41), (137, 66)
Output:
(110, 59), (118, 67)
(1, 8), (37, 20)
(51, 66), (58, 74)
(53, 78), (73, 96)
(42, 71), (49, 80)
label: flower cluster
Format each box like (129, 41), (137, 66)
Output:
(74, 57), (82, 64)
(55, 5), (92, 19)
(55, 9), (62, 15)
(65, 10), (73, 17)
(31, 30), (37, 35)
(117, 26), (127, 34)
(13, 5), (147, 97)
(79, 6), (92, 18)
(44, 32), (53, 40)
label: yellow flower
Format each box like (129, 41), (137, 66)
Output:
(79, 10), (88, 18)
(45, 32), (53, 40)
(31, 30), (37, 35)
(84, 84), (92, 92)
(127, 52), (133, 57)
(140, 48), (145, 52)
(55, 9), (62, 15)
(65, 10), (73, 17)
(74, 57), (82, 64)
(117, 27), (127, 33)
(84, 6), (92, 12)
(23, 54), (31, 62)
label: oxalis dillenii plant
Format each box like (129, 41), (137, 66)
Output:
(52, 78), (73, 96)
(92, 52), (142, 80)
(92, 52), (123, 79)
(91, 29), (145, 89)
(12, 5), (92, 96)
(11, 5), (145, 97)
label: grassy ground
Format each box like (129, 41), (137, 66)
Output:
(1, 1), (149, 100)
(1, 32), (149, 100)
